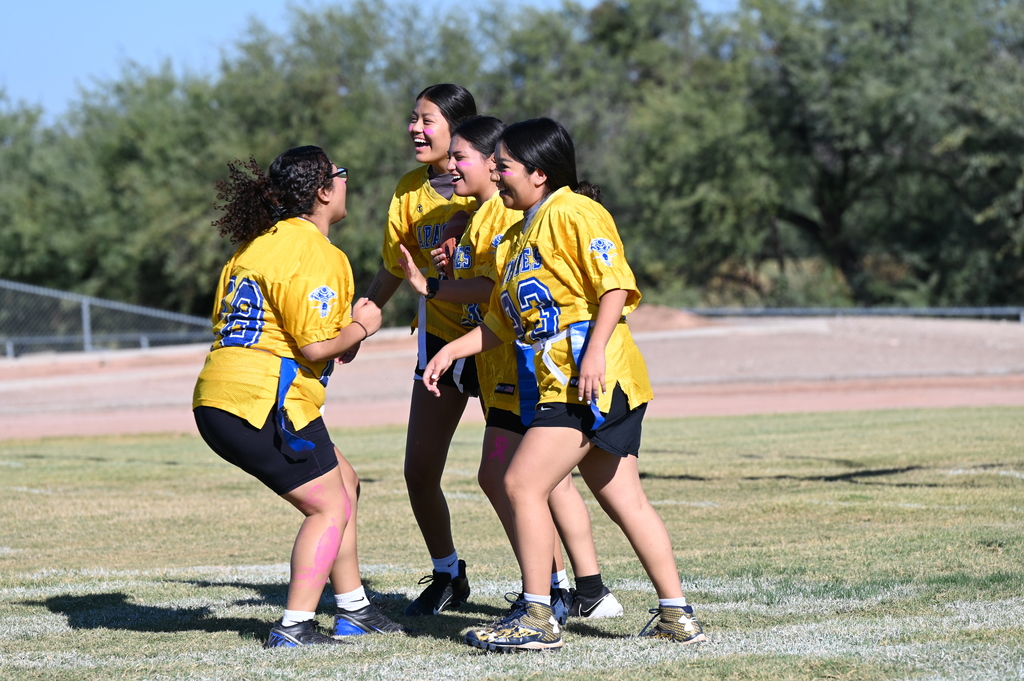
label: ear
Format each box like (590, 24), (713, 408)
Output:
(316, 184), (333, 205)
(531, 167), (548, 189)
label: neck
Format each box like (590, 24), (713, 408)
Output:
(475, 187), (499, 205)
(522, 188), (553, 213)
(297, 214), (330, 237)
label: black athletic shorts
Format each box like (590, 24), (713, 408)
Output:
(485, 407), (528, 435)
(414, 332), (480, 397)
(193, 406), (338, 495)
(528, 385), (647, 458)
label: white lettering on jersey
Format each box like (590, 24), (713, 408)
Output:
(501, 245), (543, 285)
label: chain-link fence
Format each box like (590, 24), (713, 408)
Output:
(0, 279), (212, 358)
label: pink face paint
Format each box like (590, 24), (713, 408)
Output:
(423, 128), (435, 136)
(502, 171), (514, 176)
(488, 435), (509, 464)
(457, 161), (473, 168)
(408, 124), (415, 132)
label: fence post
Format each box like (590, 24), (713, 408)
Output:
(81, 300), (92, 352)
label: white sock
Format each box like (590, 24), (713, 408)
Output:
(431, 551), (460, 578)
(659, 597), (688, 608)
(281, 609), (315, 627)
(552, 570), (570, 590)
(523, 592), (548, 606)
(335, 586), (369, 612)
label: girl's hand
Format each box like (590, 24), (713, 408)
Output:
(351, 297), (382, 336)
(337, 341), (360, 364)
(576, 350), (606, 405)
(429, 246), (449, 274)
(397, 245), (429, 296)
(422, 351), (454, 397)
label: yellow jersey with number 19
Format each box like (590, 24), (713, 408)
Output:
(483, 186), (653, 415)
(193, 218), (355, 431)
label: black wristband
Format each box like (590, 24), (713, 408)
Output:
(425, 277), (439, 300)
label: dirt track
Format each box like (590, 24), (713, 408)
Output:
(1, 307), (1023, 441)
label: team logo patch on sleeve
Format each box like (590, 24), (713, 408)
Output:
(309, 285), (338, 317)
(589, 238), (617, 266)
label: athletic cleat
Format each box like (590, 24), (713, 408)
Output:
(638, 605), (707, 644)
(333, 602), (407, 636)
(264, 618), (342, 648)
(494, 592), (527, 623)
(550, 587), (572, 625)
(568, 586), (624, 619)
(404, 559), (471, 616)
(464, 601), (563, 652)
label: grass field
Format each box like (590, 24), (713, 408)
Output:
(1, 407), (1022, 680)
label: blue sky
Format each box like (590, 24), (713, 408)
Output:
(1, 0), (737, 122)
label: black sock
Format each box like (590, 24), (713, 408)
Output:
(574, 573), (605, 600)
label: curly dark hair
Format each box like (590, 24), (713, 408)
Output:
(213, 146), (335, 244)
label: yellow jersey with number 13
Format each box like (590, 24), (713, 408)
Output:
(483, 186), (653, 415)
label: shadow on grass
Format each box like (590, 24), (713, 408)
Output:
(742, 465), (940, 486)
(171, 578), (487, 642)
(27, 592), (266, 642)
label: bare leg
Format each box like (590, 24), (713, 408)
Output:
(549, 473), (600, 577)
(577, 449), (683, 599)
(329, 447), (363, 594)
(503, 427), (590, 596)
(477, 426), (522, 550)
(280, 467), (350, 611)
(404, 380), (469, 558)
(479, 426), (569, 577)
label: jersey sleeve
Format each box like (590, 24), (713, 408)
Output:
(571, 203), (642, 313)
(276, 242), (354, 348)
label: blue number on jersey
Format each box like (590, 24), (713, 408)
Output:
(501, 277), (560, 342)
(219, 276), (266, 347)
(462, 302), (484, 329)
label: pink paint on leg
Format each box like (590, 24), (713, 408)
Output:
(294, 522), (341, 583)
(487, 435), (509, 464)
(306, 484), (324, 507)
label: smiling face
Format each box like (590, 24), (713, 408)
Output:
(408, 97), (452, 173)
(493, 141), (548, 211)
(446, 135), (497, 203)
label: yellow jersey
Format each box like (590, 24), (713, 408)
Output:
(193, 218), (355, 431)
(382, 166), (477, 341)
(484, 187), (653, 415)
(453, 193), (522, 414)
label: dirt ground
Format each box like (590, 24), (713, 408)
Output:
(1, 305), (1023, 441)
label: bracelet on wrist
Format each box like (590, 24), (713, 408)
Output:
(351, 320), (369, 340)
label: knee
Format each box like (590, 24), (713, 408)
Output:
(340, 465), (360, 496)
(503, 468), (533, 505)
(477, 463), (504, 502)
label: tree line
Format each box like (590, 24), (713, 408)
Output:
(1, 0), (1022, 325)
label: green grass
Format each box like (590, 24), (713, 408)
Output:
(1, 407), (1022, 680)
